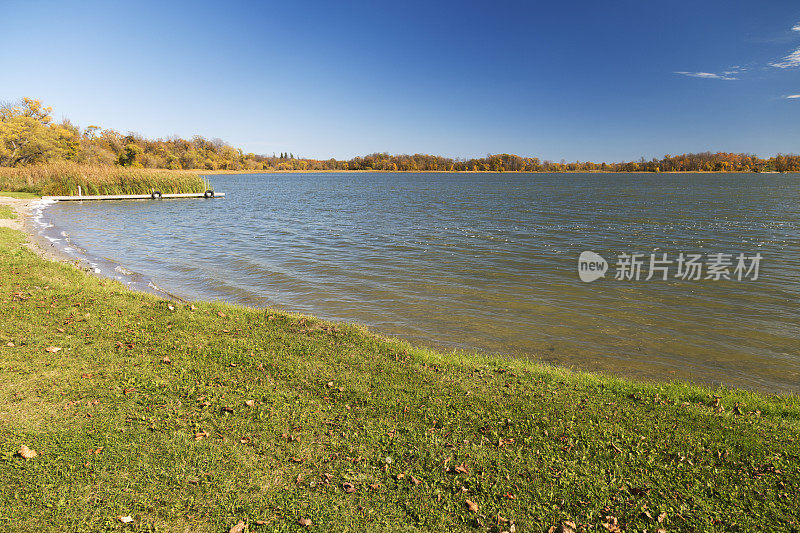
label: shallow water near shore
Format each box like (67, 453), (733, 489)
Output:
(35, 172), (800, 392)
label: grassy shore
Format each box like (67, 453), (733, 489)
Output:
(0, 163), (207, 196)
(0, 218), (798, 532)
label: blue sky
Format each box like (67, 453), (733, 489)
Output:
(2, 0), (799, 161)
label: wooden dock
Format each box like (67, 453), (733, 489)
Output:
(43, 192), (225, 201)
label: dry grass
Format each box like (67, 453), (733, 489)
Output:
(0, 162), (207, 196)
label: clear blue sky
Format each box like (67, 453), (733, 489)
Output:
(2, 0), (799, 162)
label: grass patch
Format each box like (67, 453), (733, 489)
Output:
(0, 191), (40, 200)
(0, 162), (207, 196)
(0, 226), (797, 532)
(0, 206), (16, 219)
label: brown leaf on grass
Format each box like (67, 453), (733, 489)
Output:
(56, 328), (65, 333)
(123, 388), (136, 395)
(298, 518), (312, 527)
(245, 399), (255, 407)
(503, 492), (516, 500)
(117, 515), (133, 523)
(465, 499), (479, 512)
(602, 516), (623, 533)
(240, 437), (251, 444)
(396, 472), (405, 480)
(549, 521), (577, 533)
(217, 312), (226, 318)
(46, 346), (61, 353)
(18, 445), (37, 459)
(454, 463), (469, 474)
(194, 430), (209, 440)
(290, 457), (304, 463)
(343, 482), (356, 493)
(410, 475), (421, 485)
(81, 373), (93, 379)
(657, 512), (667, 523)
(161, 356), (171, 364)
(229, 520), (245, 533)
(5, 342), (14, 347)
(369, 483), (381, 490)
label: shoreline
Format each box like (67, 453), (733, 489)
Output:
(7, 192), (798, 395)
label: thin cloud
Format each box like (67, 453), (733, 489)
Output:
(674, 71), (738, 80)
(770, 48), (800, 68)
(785, 94), (800, 99)
(793, 23), (800, 32)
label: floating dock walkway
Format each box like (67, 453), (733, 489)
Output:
(43, 192), (225, 201)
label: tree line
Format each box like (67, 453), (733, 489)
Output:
(2, 98), (799, 172)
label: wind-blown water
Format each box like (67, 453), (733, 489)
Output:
(36, 172), (800, 392)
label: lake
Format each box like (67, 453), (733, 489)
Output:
(34, 172), (800, 392)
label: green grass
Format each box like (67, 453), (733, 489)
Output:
(0, 206), (16, 219)
(0, 191), (40, 200)
(0, 163), (207, 196)
(0, 226), (798, 532)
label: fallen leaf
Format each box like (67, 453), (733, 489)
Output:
(229, 520), (245, 533)
(465, 499), (479, 512)
(117, 515), (133, 523)
(343, 482), (355, 493)
(396, 472), (405, 480)
(245, 399), (255, 407)
(503, 492), (516, 500)
(602, 515), (623, 533)
(369, 483), (381, 490)
(5, 342), (13, 347)
(454, 463), (469, 474)
(550, 522), (577, 533)
(46, 346), (61, 353)
(657, 512), (667, 523)
(240, 436), (251, 444)
(194, 430), (209, 440)
(161, 356), (171, 364)
(299, 518), (312, 527)
(410, 475), (421, 485)
(217, 312), (226, 318)
(81, 373), (93, 379)
(19, 445), (37, 459)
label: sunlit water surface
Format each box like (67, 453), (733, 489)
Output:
(35, 172), (800, 392)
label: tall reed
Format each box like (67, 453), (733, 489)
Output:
(0, 162), (207, 196)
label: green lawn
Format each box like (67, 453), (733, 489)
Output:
(0, 206), (17, 219)
(0, 191), (39, 200)
(0, 226), (798, 532)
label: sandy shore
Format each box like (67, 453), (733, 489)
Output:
(0, 196), (78, 264)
